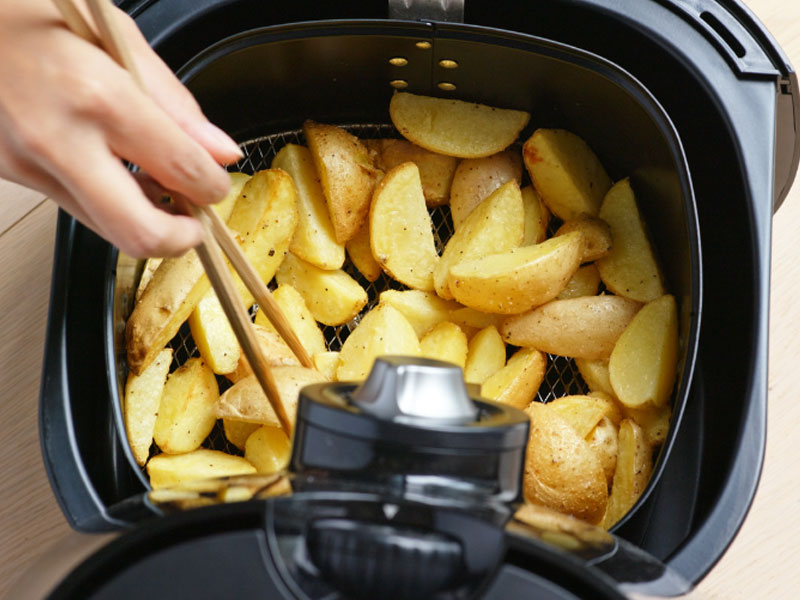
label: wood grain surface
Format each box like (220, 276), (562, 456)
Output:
(0, 1), (798, 597)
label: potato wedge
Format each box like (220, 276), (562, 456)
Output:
(448, 232), (584, 314)
(223, 419), (261, 452)
(546, 395), (608, 439)
(275, 253), (367, 326)
(481, 348), (546, 410)
(127, 169), (297, 374)
(124, 348), (172, 466)
(147, 449), (256, 490)
(378, 289), (460, 338)
(609, 294), (678, 408)
(601, 419), (653, 529)
(227, 324), (301, 383)
(448, 307), (504, 332)
(214, 171), (252, 223)
(346, 220), (382, 282)
(596, 178), (666, 302)
(370, 163), (439, 290)
(450, 150), (523, 229)
(244, 425), (291, 474)
(134, 257), (163, 302)
(304, 120), (379, 243)
(555, 215), (612, 262)
(575, 358), (615, 398)
(389, 92), (530, 159)
(153, 358), (219, 454)
(254, 284), (326, 357)
(217, 367), (327, 426)
(434, 180), (524, 299)
(463, 326), (506, 385)
(524, 402), (608, 525)
(587, 417), (619, 487)
(522, 128), (612, 220)
(272, 143), (345, 270)
(419, 322), (468, 368)
(372, 138), (457, 206)
(521, 185), (550, 246)
(500, 295), (642, 359)
(336, 303), (421, 381)
(621, 402), (672, 447)
(312, 351), (340, 381)
(556, 264), (601, 300)
(188, 290), (240, 375)
(585, 391), (623, 426)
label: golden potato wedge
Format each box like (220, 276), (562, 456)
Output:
(272, 143), (345, 270)
(555, 215), (612, 263)
(217, 367), (327, 426)
(124, 348), (172, 466)
(601, 419), (653, 529)
(346, 220), (382, 282)
(372, 138), (457, 206)
(419, 322), (468, 368)
(312, 351), (340, 381)
(223, 419), (261, 452)
(575, 358), (615, 398)
(587, 417), (619, 487)
(188, 290), (240, 375)
(370, 163), (439, 290)
(275, 253), (367, 326)
(524, 401), (608, 525)
(621, 402), (672, 447)
(521, 185), (550, 246)
(214, 171), (252, 223)
(254, 284), (326, 357)
(336, 303), (421, 381)
(448, 232), (584, 314)
(463, 326), (506, 385)
(596, 178), (666, 302)
(378, 289), (460, 338)
(450, 150), (523, 229)
(448, 307), (504, 332)
(147, 449), (256, 490)
(127, 169), (297, 375)
(586, 391), (623, 426)
(501, 295), (642, 359)
(244, 425), (291, 474)
(522, 128), (612, 220)
(481, 348), (546, 410)
(556, 264), (601, 300)
(227, 324), (301, 383)
(389, 92), (530, 159)
(609, 294), (678, 408)
(303, 120), (379, 243)
(134, 257), (163, 302)
(546, 395), (608, 438)
(434, 180), (525, 299)
(153, 358), (219, 454)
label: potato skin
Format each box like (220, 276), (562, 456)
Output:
(501, 295), (642, 359)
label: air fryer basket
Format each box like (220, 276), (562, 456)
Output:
(39, 0), (799, 591)
(109, 20), (700, 529)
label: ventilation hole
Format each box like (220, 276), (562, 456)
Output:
(438, 59), (458, 69)
(700, 11), (746, 58)
(389, 57), (408, 67)
(390, 79), (409, 89)
(437, 82), (456, 91)
(415, 41), (432, 50)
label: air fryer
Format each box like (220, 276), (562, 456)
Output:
(36, 0), (798, 597)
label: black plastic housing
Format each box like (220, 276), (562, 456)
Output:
(39, 0), (799, 590)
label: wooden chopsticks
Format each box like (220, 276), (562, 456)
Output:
(54, 0), (313, 436)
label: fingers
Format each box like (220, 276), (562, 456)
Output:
(56, 148), (204, 258)
(112, 7), (242, 165)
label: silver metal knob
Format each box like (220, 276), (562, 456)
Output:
(351, 356), (478, 424)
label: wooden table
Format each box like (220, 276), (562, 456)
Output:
(1, 2), (798, 597)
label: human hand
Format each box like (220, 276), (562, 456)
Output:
(0, 0), (242, 257)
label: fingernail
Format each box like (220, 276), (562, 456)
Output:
(201, 122), (243, 160)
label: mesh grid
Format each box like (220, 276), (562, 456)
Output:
(156, 123), (587, 464)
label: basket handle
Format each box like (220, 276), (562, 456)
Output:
(388, 0), (464, 23)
